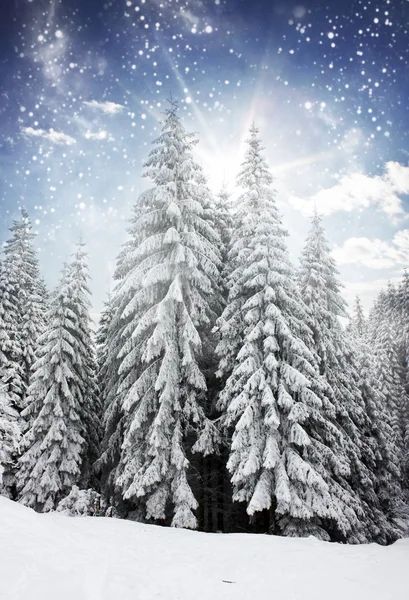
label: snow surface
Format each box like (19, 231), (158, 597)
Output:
(1, 496), (409, 600)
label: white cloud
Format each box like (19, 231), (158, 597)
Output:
(84, 100), (124, 115)
(333, 229), (409, 269)
(344, 277), (401, 295)
(22, 126), (76, 146)
(289, 161), (409, 221)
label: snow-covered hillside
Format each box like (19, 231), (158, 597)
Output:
(1, 496), (408, 600)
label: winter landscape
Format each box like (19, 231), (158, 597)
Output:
(1, 495), (409, 600)
(1, 0), (409, 598)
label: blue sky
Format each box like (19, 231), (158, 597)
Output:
(0, 0), (409, 319)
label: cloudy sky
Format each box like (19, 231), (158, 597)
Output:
(0, 0), (409, 319)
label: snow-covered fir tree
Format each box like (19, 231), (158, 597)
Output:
(56, 485), (107, 517)
(96, 297), (114, 394)
(16, 245), (98, 511)
(299, 213), (400, 543)
(349, 296), (367, 338)
(216, 125), (351, 540)
(0, 385), (20, 498)
(394, 272), (409, 483)
(349, 296), (403, 534)
(110, 100), (222, 528)
(0, 261), (23, 410)
(94, 296), (126, 506)
(0, 210), (47, 411)
(213, 182), (233, 267)
(68, 245), (102, 488)
(369, 289), (405, 454)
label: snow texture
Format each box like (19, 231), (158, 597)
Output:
(0, 495), (408, 600)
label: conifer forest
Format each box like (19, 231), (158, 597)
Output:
(1, 102), (408, 545)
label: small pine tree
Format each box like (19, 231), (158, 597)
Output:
(0, 210), (47, 411)
(17, 246), (97, 511)
(349, 296), (367, 338)
(56, 486), (107, 517)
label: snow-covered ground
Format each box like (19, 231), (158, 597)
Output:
(1, 496), (409, 600)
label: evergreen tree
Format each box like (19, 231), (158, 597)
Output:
(350, 299), (402, 536)
(56, 485), (107, 516)
(17, 246), (97, 511)
(396, 270), (409, 317)
(96, 298), (114, 394)
(94, 296), (125, 507)
(394, 271), (409, 483)
(0, 210), (47, 411)
(216, 125), (348, 540)
(213, 182), (233, 268)
(0, 385), (20, 498)
(369, 290), (404, 450)
(349, 296), (367, 338)
(69, 246), (102, 488)
(299, 213), (399, 543)
(0, 258), (25, 408)
(195, 183), (231, 532)
(112, 100), (222, 528)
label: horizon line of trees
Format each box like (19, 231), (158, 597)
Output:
(0, 99), (408, 544)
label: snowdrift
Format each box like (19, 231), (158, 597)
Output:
(1, 496), (408, 600)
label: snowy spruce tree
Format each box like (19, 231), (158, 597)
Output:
(94, 296), (126, 506)
(0, 260), (24, 410)
(111, 99), (222, 528)
(349, 296), (403, 535)
(349, 296), (367, 338)
(299, 213), (400, 543)
(369, 289), (405, 455)
(56, 485), (107, 517)
(213, 182), (233, 269)
(0, 210), (47, 411)
(216, 125), (349, 540)
(394, 272), (409, 482)
(0, 384), (21, 498)
(69, 245), (102, 488)
(17, 245), (99, 511)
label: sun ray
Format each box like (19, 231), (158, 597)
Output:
(272, 149), (340, 175)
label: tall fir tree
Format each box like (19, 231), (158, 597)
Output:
(109, 100), (222, 528)
(350, 296), (403, 536)
(94, 296), (126, 507)
(16, 245), (98, 511)
(299, 213), (400, 543)
(0, 210), (47, 411)
(69, 245), (102, 489)
(216, 125), (350, 540)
